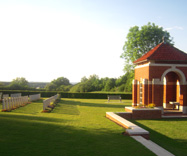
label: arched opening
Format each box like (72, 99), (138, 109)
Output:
(163, 71), (181, 111)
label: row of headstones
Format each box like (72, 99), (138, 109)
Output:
(1, 93), (41, 112)
(29, 94), (41, 102)
(43, 94), (60, 111)
(0, 93), (21, 100)
(0, 93), (41, 101)
(2, 96), (29, 111)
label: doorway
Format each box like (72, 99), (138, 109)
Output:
(163, 72), (181, 111)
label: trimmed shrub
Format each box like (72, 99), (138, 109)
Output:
(0, 90), (132, 99)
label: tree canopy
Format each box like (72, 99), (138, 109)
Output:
(9, 77), (29, 90)
(70, 74), (132, 93)
(45, 77), (71, 91)
(121, 22), (174, 72)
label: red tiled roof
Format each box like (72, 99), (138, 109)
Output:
(133, 42), (187, 64)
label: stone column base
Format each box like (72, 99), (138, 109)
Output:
(155, 106), (164, 114)
(182, 106), (187, 114)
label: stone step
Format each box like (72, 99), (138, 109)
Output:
(162, 115), (187, 119)
(164, 111), (182, 114)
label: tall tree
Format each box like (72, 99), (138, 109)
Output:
(121, 22), (174, 72)
(9, 77), (29, 90)
(51, 77), (70, 86)
(45, 77), (71, 91)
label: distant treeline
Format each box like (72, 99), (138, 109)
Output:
(0, 72), (134, 93)
(0, 81), (49, 89)
(28, 82), (49, 88)
(45, 72), (134, 92)
(0, 78), (49, 90)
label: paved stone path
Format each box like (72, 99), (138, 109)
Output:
(131, 136), (175, 156)
(106, 112), (175, 156)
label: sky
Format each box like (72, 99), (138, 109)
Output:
(0, 0), (187, 83)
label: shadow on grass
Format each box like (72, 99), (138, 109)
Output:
(0, 113), (68, 123)
(0, 114), (155, 156)
(60, 99), (130, 108)
(52, 102), (80, 115)
(5, 99), (44, 115)
(52, 99), (130, 115)
(131, 119), (187, 156)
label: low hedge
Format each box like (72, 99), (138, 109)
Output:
(0, 90), (132, 99)
(60, 92), (132, 99)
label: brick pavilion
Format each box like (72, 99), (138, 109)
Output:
(132, 40), (187, 114)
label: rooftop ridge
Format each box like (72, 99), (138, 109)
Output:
(133, 43), (163, 64)
(134, 42), (187, 64)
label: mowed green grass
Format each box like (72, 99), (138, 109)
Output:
(132, 119), (187, 156)
(0, 99), (155, 156)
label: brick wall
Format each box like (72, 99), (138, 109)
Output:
(148, 82), (152, 104)
(132, 109), (162, 119)
(118, 113), (132, 120)
(135, 66), (149, 80)
(134, 63), (187, 111)
(142, 81), (148, 106)
(152, 84), (163, 107)
(149, 66), (170, 80)
(124, 107), (162, 119)
(132, 81), (137, 106)
(177, 67), (187, 81)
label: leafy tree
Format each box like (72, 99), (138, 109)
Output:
(104, 78), (116, 91)
(70, 83), (81, 92)
(81, 76), (88, 83)
(56, 85), (72, 91)
(9, 77), (29, 90)
(121, 22), (174, 72)
(123, 71), (134, 92)
(0, 82), (4, 89)
(100, 77), (109, 91)
(70, 74), (133, 93)
(51, 77), (70, 86)
(115, 72), (134, 92)
(45, 77), (71, 91)
(45, 83), (57, 91)
(70, 75), (102, 92)
(116, 75), (128, 87)
(87, 74), (100, 91)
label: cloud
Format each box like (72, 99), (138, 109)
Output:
(165, 26), (184, 31)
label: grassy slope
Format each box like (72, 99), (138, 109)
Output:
(0, 99), (155, 156)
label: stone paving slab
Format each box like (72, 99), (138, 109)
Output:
(126, 127), (149, 135)
(131, 136), (175, 156)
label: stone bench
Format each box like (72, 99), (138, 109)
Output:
(108, 95), (121, 102)
(169, 102), (180, 110)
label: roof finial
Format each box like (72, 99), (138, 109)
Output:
(162, 36), (166, 44)
(162, 32), (168, 44)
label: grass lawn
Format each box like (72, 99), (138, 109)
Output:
(132, 119), (187, 156)
(1, 98), (186, 156)
(0, 98), (156, 156)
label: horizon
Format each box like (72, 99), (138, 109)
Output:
(0, 0), (187, 82)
